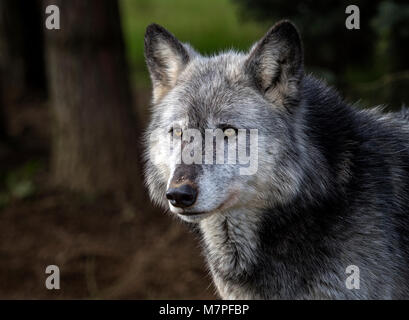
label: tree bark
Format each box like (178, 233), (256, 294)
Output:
(0, 0), (46, 101)
(44, 0), (143, 198)
(0, 78), (6, 141)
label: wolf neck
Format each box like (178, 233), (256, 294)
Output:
(199, 208), (263, 299)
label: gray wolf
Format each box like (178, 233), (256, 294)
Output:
(143, 20), (409, 299)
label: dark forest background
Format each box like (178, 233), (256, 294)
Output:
(0, 0), (408, 299)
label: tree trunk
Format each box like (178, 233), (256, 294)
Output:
(44, 0), (143, 198)
(0, 0), (46, 101)
(0, 77), (7, 141)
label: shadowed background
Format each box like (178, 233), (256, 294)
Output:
(0, 0), (408, 299)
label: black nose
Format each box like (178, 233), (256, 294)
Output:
(166, 184), (198, 208)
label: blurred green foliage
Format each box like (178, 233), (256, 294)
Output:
(120, 0), (409, 109)
(0, 160), (41, 208)
(233, 0), (409, 108)
(119, 0), (269, 86)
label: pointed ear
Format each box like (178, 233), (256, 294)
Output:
(144, 24), (196, 103)
(245, 20), (303, 106)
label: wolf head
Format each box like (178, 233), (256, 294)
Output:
(144, 21), (305, 223)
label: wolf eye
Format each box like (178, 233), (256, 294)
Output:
(169, 127), (182, 137)
(224, 128), (236, 137)
(221, 126), (237, 137)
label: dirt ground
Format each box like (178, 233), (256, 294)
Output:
(0, 190), (216, 299)
(0, 91), (216, 300)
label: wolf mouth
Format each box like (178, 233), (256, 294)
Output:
(177, 212), (214, 223)
(178, 210), (210, 216)
(174, 192), (238, 217)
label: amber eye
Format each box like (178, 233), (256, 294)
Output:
(169, 127), (183, 137)
(222, 126), (238, 138)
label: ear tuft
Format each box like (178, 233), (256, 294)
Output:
(144, 24), (192, 103)
(246, 20), (303, 105)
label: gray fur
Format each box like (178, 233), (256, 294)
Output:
(144, 21), (409, 299)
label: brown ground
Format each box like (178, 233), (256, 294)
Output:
(0, 91), (217, 300)
(0, 190), (216, 299)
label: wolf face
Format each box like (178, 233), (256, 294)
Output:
(144, 21), (305, 223)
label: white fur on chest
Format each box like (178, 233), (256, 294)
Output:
(199, 209), (262, 299)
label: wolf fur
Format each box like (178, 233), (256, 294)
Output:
(144, 20), (409, 299)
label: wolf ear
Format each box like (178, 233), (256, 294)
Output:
(245, 20), (303, 105)
(144, 24), (195, 103)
